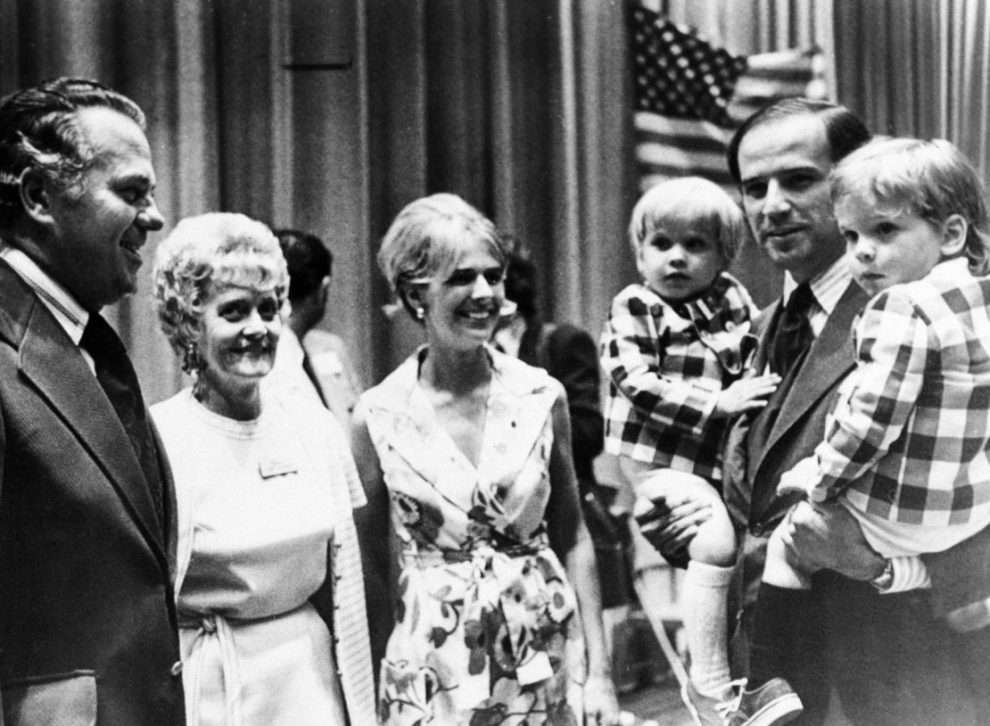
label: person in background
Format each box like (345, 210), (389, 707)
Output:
(265, 228), (364, 433)
(151, 212), (376, 725)
(353, 193), (620, 725)
(0, 77), (183, 725)
(600, 176), (778, 726)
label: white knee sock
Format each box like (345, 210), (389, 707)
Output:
(682, 560), (734, 698)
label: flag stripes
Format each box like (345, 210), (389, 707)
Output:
(631, 6), (828, 195)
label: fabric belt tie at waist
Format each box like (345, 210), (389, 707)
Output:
(401, 542), (542, 568)
(180, 613), (243, 726)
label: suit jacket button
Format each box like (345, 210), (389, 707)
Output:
(170, 660), (183, 677)
(751, 524), (766, 537)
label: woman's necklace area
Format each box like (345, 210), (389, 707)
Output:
(419, 353), (493, 430)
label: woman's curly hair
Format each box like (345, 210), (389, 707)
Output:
(153, 212), (288, 372)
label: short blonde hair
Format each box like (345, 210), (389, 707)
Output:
(628, 177), (748, 264)
(153, 212), (288, 366)
(377, 193), (506, 319)
(830, 137), (990, 275)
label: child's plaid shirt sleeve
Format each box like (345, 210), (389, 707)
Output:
(600, 286), (721, 437)
(814, 290), (929, 495)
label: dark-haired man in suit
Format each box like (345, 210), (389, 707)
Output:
(641, 97), (988, 726)
(0, 78), (183, 725)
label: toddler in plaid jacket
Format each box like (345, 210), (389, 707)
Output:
(747, 138), (990, 720)
(600, 177), (780, 719)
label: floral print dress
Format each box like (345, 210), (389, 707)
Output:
(361, 347), (585, 726)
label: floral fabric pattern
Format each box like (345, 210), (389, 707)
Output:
(362, 347), (585, 725)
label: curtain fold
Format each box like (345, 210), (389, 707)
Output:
(3, 0), (989, 397)
(833, 0), (990, 180)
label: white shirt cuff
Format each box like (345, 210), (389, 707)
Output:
(882, 555), (932, 593)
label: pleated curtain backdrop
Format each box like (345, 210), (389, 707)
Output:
(364, 0), (635, 374)
(3, 0), (990, 399)
(834, 0), (990, 182)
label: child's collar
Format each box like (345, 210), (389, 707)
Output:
(645, 271), (730, 309)
(927, 256), (971, 282)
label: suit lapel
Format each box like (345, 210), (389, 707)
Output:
(751, 300), (780, 374)
(762, 282), (869, 458)
(13, 279), (167, 561)
(150, 420), (179, 580)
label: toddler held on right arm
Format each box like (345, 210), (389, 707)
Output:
(601, 177), (779, 725)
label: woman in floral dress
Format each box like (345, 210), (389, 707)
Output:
(352, 194), (619, 726)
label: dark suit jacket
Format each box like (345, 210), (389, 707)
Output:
(724, 279), (990, 725)
(725, 277), (990, 618)
(0, 261), (184, 725)
(723, 281), (869, 533)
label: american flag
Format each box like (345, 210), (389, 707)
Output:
(631, 5), (828, 196)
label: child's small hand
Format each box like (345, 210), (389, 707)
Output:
(715, 373), (781, 417)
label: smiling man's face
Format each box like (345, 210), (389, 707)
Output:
(736, 113), (845, 283)
(38, 106), (164, 311)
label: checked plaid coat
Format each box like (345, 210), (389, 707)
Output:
(813, 258), (990, 529)
(600, 272), (757, 483)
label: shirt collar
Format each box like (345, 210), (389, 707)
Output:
(925, 256), (970, 283)
(0, 244), (89, 345)
(782, 254), (851, 316)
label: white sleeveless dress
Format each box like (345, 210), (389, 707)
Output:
(152, 389), (377, 726)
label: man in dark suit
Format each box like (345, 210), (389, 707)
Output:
(0, 78), (184, 724)
(641, 98), (989, 726)
(722, 99), (985, 725)
(265, 229), (364, 433)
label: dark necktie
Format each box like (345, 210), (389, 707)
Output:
(769, 282), (816, 377)
(81, 314), (163, 523)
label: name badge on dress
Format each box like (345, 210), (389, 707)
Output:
(259, 457), (298, 479)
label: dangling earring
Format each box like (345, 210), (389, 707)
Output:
(415, 307), (425, 320)
(182, 342), (203, 374)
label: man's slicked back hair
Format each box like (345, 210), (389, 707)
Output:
(0, 77), (145, 228)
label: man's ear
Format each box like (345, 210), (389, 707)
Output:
(941, 213), (968, 258)
(18, 168), (55, 226)
(319, 276), (331, 305)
